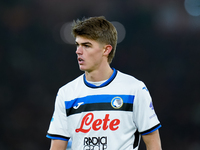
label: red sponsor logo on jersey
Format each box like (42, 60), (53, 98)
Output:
(75, 113), (120, 133)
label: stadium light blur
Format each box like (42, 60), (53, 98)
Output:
(60, 22), (74, 44)
(184, 0), (200, 16)
(111, 21), (126, 44)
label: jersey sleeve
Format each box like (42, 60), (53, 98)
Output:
(46, 88), (70, 141)
(133, 82), (161, 135)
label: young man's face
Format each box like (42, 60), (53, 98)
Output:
(75, 36), (106, 72)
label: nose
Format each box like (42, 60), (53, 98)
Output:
(76, 46), (83, 55)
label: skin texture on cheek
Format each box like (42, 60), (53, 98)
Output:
(83, 48), (104, 72)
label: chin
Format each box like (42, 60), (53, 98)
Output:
(79, 66), (93, 72)
(79, 66), (87, 71)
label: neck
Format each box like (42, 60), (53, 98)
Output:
(85, 65), (113, 82)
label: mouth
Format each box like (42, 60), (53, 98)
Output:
(78, 58), (84, 64)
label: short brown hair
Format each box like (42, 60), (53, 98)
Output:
(71, 16), (117, 64)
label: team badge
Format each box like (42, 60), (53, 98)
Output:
(111, 97), (123, 109)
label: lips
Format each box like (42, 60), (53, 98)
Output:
(78, 57), (84, 64)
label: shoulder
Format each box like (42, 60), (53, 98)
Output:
(116, 70), (145, 87)
(58, 74), (84, 93)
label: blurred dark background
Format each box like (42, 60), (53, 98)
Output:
(1, 0), (200, 149)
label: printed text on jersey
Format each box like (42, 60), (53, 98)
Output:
(75, 113), (120, 133)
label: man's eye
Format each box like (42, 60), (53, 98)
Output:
(84, 45), (90, 48)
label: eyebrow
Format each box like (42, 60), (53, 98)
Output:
(75, 41), (92, 46)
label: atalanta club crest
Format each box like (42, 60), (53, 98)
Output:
(111, 97), (123, 109)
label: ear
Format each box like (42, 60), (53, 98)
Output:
(103, 45), (113, 56)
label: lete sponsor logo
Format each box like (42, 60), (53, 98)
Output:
(75, 113), (120, 133)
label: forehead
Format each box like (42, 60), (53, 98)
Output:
(75, 36), (96, 43)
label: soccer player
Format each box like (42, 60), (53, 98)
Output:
(46, 16), (162, 150)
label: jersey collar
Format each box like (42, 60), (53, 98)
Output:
(83, 68), (117, 88)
